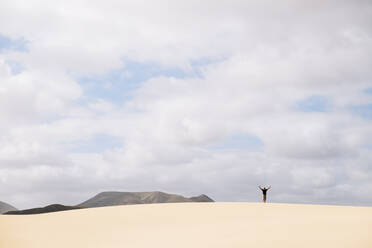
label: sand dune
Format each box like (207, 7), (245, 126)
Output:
(1, 203), (371, 248)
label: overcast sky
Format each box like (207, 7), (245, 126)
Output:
(0, 0), (372, 209)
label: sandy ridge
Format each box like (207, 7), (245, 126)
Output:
(1, 202), (371, 248)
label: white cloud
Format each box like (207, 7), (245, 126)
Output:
(0, 0), (372, 208)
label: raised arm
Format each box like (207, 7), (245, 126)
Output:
(267, 186), (271, 190)
(258, 186), (263, 190)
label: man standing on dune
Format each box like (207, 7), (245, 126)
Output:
(259, 186), (271, 203)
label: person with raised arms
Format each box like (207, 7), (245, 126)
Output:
(258, 186), (271, 203)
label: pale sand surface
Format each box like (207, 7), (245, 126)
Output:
(1, 203), (371, 248)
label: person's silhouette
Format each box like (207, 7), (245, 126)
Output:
(259, 186), (271, 203)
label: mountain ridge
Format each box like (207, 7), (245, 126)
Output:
(0, 201), (17, 214)
(79, 191), (214, 208)
(4, 191), (214, 215)
(4, 204), (82, 215)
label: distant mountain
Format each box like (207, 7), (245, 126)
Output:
(79, 191), (214, 208)
(190, 194), (214, 202)
(0, 201), (17, 214)
(3, 192), (214, 215)
(4, 204), (82, 215)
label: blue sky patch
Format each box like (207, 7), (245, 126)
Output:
(77, 58), (221, 105)
(69, 134), (124, 153)
(207, 133), (263, 151)
(0, 33), (28, 52)
(189, 56), (226, 78)
(295, 95), (329, 112)
(365, 144), (372, 150)
(6, 60), (24, 75)
(349, 104), (372, 120)
(363, 88), (372, 94)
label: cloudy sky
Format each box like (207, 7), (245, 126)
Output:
(0, 0), (372, 209)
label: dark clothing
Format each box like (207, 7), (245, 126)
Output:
(260, 187), (270, 203)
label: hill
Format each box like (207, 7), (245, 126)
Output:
(0, 201), (17, 214)
(4, 204), (82, 215)
(3, 191), (213, 215)
(78, 191), (214, 208)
